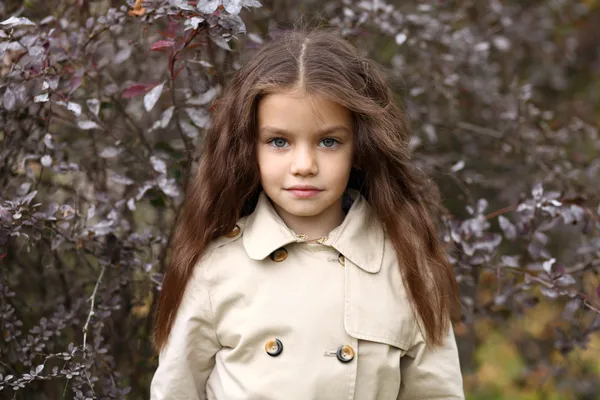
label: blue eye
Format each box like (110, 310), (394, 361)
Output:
(269, 138), (288, 148)
(320, 138), (338, 148)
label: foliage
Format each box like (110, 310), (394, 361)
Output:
(1, 0), (599, 398)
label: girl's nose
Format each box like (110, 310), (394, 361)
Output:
(290, 147), (318, 176)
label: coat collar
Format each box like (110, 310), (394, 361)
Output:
(242, 189), (385, 273)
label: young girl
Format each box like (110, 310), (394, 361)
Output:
(150, 28), (464, 399)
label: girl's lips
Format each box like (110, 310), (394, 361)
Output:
(286, 189), (322, 198)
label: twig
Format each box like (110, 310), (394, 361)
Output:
(457, 121), (504, 139)
(485, 204), (518, 220)
(82, 264), (106, 356)
(170, 28), (202, 162)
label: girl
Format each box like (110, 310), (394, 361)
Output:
(150, 28), (464, 399)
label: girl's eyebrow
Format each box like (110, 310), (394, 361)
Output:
(259, 126), (351, 136)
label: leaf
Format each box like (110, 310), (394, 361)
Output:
(3, 86), (17, 111)
(542, 258), (556, 274)
(187, 87), (217, 105)
(122, 84), (154, 99)
(144, 82), (165, 112)
(476, 198), (488, 214)
(99, 147), (122, 158)
(56, 101), (82, 116)
(170, 0), (196, 11)
(556, 274), (576, 287)
(68, 70), (84, 96)
(44, 134), (54, 149)
(157, 176), (181, 198)
(500, 255), (519, 268)
(87, 204), (96, 220)
(111, 173), (134, 185)
(180, 120), (199, 138)
(422, 123), (437, 142)
(127, 198), (136, 211)
(78, 120), (99, 130)
(151, 40), (176, 51)
(87, 99), (100, 116)
(150, 156), (167, 175)
(223, 0), (243, 14)
(185, 107), (210, 127)
(34, 93), (49, 103)
(160, 106), (175, 128)
(498, 216), (517, 239)
(450, 160), (465, 172)
(562, 298), (581, 319)
(493, 36), (511, 51)
(44, 76), (60, 91)
(0, 16), (36, 28)
(532, 182), (543, 200)
(243, 0), (262, 7)
(209, 34), (232, 51)
(197, 0), (220, 13)
(21, 190), (38, 205)
(474, 42), (490, 52)
(114, 46), (133, 64)
(184, 17), (205, 31)
(41, 155), (52, 167)
(247, 32), (263, 44)
(136, 183), (154, 200)
(395, 32), (407, 45)
(28, 45), (44, 57)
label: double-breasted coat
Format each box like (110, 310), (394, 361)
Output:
(150, 189), (464, 399)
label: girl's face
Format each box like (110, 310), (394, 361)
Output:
(256, 89), (355, 223)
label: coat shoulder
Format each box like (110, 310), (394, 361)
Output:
(203, 216), (247, 256)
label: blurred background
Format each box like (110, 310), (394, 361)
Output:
(1, 0), (599, 399)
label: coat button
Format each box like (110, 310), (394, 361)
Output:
(265, 338), (283, 357)
(225, 224), (241, 238)
(338, 254), (345, 266)
(336, 345), (355, 363)
(270, 247), (288, 262)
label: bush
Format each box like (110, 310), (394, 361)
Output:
(1, 0), (599, 398)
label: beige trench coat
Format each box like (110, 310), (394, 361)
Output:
(150, 189), (464, 399)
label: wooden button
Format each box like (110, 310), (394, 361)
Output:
(225, 224), (241, 238)
(270, 248), (287, 262)
(338, 254), (345, 266)
(265, 338), (283, 357)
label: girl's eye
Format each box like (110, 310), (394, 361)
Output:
(320, 138), (339, 148)
(268, 138), (289, 148)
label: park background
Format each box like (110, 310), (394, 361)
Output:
(1, 0), (600, 399)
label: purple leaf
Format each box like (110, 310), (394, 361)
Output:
(151, 40), (176, 51)
(3, 86), (17, 111)
(122, 84), (154, 99)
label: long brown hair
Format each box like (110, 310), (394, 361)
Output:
(153, 28), (460, 352)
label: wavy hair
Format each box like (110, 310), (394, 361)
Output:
(153, 28), (460, 352)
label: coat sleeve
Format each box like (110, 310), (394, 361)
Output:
(150, 261), (221, 400)
(397, 323), (464, 400)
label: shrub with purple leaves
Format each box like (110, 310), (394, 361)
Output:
(1, 0), (599, 398)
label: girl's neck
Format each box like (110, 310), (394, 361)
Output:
(271, 197), (346, 241)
